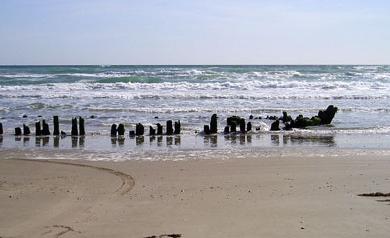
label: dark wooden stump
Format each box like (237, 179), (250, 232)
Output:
(79, 117), (85, 136)
(35, 121), (42, 136)
(174, 120), (181, 134)
(239, 119), (246, 133)
(270, 120), (280, 131)
(204, 125), (211, 135)
(15, 127), (22, 136)
(117, 123), (125, 136)
(224, 126), (230, 134)
(23, 124), (30, 135)
(111, 124), (117, 137)
(129, 130), (135, 137)
(42, 120), (50, 136)
(166, 120), (173, 135)
(53, 116), (60, 136)
(71, 118), (78, 136)
(247, 122), (252, 132)
(210, 114), (218, 134)
(230, 122), (237, 133)
(149, 126), (156, 136)
(157, 123), (163, 135)
(136, 123), (144, 136)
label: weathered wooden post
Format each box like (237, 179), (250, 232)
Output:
(42, 120), (50, 136)
(204, 125), (211, 135)
(136, 123), (144, 136)
(230, 122), (236, 133)
(247, 122), (252, 132)
(23, 124), (30, 135)
(117, 123), (125, 136)
(270, 120), (280, 131)
(15, 127), (22, 136)
(210, 114), (218, 134)
(239, 119), (246, 133)
(71, 118), (78, 136)
(174, 120), (181, 134)
(129, 130), (135, 137)
(157, 123), (163, 135)
(0, 123), (3, 135)
(35, 121), (42, 136)
(224, 126), (230, 134)
(79, 117), (85, 136)
(53, 116), (60, 136)
(149, 126), (156, 136)
(111, 124), (117, 137)
(166, 120), (173, 135)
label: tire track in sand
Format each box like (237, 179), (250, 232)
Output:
(15, 159), (135, 195)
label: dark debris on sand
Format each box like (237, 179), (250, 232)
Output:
(358, 192), (390, 197)
(144, 234), (182, 238)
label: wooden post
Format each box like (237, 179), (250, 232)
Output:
(239, 119), (246, 133)
(149, 126), (156, 136)
(35, 121), (42, 136)
(0, 123), (3, 135)
(166, 120), (173, 135)
(136, 123), (144, 136)
(111, 124), (117, 137)
(204, 125), (210, 135)
(174, 120), (181, 134)
(129, 130), (135, 137)
(117, 123), (125, 136)
(79, 117), (85, 136)
(247, 122), (252, 132)
(270, 120), (280, 131)
(53, 116), (60, 136)
(71, 118), (78, 136)
(210, 114), (218, 134)
(230, 122), (236, 133)
(42, 120), (50, 136)
(23, 124), (30, 135)
(15, 127), (22, 136)
(156, 123), (163, 135)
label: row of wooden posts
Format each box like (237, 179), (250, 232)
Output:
(204, 114), (252, 135)
(0, 114), (253, 137)
(110, 120), (181, 137)
(0, 116), (86, 137)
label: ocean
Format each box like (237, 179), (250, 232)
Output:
(1, 65), (390, 154)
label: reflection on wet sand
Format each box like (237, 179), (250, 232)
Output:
(5, 132), (336, 150)
(224, 134), (253, 146)
(283, 135), (335, 146)
(204, 135), (218, 147)
(23, 137), (30, 145)
(54, 136), (59, 148)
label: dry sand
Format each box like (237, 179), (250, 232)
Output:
(1, 151), (390, 237)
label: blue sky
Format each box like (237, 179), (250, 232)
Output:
(0, 0), (389, 64)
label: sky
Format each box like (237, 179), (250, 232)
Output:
(0, 0), (390, 65)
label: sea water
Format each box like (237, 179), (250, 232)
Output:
(1, 65), (390, 153)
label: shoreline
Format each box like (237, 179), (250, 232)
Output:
(1, 149), (390, 237)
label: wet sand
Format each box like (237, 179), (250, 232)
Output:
(1, 151), (390, 237)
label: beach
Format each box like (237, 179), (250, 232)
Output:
(1, 149), (390, 237)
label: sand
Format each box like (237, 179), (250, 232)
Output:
(1, 150), (390, 237)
